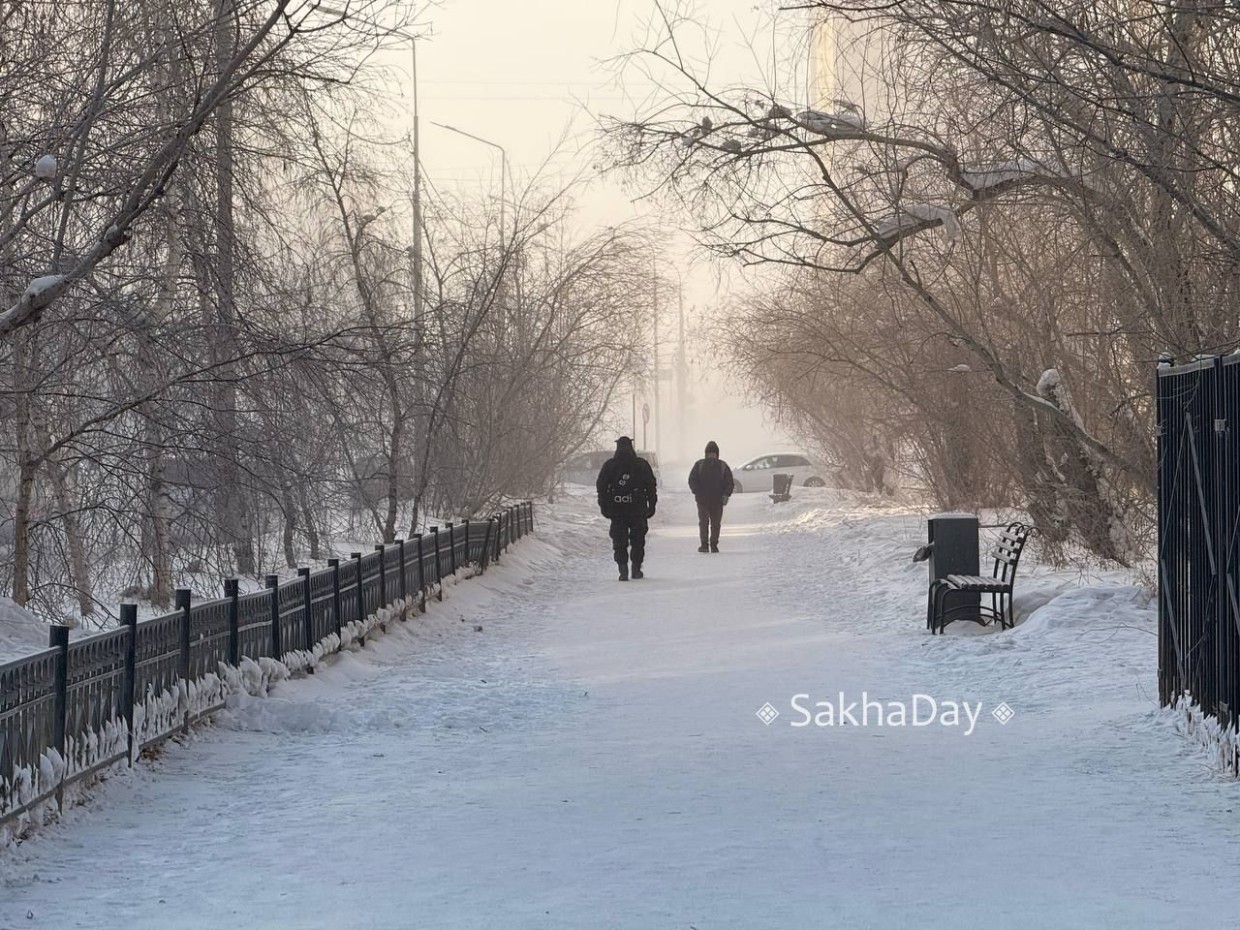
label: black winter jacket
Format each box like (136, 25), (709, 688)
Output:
(597, 452), (658, 517)
(688, 457), (734, 504)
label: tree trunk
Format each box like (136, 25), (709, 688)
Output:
(149, 436), (174, 608)
(41, 445), (94, 619)
(11, 328), (35, 607)
(298, 483), (320, 561)
(12, 459), (35, 608)
(281, 481), (298, 569)
(209, 0), (254, 575)
(1037, 369), (1138, 566)
(144, 12), (183, 610)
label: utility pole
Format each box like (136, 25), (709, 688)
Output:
(652, 270), (660, 458)
(677, 290), (689, 464)
(212, 0), (253, 576)
(410, 35), (422, 321)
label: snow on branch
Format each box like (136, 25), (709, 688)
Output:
(795, 105), (868, 137)
(958, 158), (1065, 196)
(874, 202), (959, 243)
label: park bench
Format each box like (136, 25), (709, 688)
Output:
(770, 473), (793, 503)
(928, 521), (1034, 634)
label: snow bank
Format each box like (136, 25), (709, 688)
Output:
(1014, 584), (1153, 638)
(0, 596), (48, 663)
(1, 551), (526, 848)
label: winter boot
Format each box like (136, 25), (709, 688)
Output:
(631, 563), (644, 579)
(710, 543), (719, 553)
(618, 562), (629, 581)
(697, 543), (709, 553)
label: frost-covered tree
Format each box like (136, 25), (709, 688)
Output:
(604, 0), (1240, 563)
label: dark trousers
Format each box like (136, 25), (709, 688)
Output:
(609, 514), (648, 566)
(697, 499), (723, 546)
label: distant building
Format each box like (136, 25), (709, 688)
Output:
(810, 12), (893, 122)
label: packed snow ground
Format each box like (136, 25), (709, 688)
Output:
(2, 488), (1238, 928)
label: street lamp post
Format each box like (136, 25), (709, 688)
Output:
(316, 9), (424, 320)
(409, 34), (422, 321)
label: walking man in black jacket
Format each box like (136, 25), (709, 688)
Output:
(596, 436), (658, 580)
(688, 441), (733, 553)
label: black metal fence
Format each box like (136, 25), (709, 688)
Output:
(0, 503), (534, 831)
(1158, 354), (1240, 767)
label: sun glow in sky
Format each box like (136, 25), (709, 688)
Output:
(372, 0), (809, 464)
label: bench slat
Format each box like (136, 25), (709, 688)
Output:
(944, 573), (1013, 592)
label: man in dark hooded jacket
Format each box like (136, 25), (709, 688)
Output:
(596, 436), (658, 580)
(688, 440), (733, 553)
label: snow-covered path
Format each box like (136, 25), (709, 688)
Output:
(3, 490), (1239, 928)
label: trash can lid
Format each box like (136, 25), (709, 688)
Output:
(928, 512), (979, 520)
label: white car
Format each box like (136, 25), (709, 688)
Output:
(730, 453), (830, 493)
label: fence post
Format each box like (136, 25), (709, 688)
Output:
(1212, 355), (1231, 734)
(375, 543), (387, 601)
(431, 526), (443, 601)
(375, 544), (389, 631)
(397, 539), (408, 605)
(176, 587), (193, 731)
(1156, 357), (1173, 707)
(414, 534), (426, 612)
(463, 519), (471, 567)
(298, 567), (314, 671)
(328, 558), (342, 638)
(447, 522), (457, 576)
(176, 588), (192, 684)
(479, 518), (495, 572)
(351, 553), (366, 646)
(266, 574), (282, 661)
(224, 579), (240, 668)
(49, 624), (69, 807)
(120, 605), (137, 765)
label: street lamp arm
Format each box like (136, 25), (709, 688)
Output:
(430, 121), (505, 157)
(429, 121), (509, 248)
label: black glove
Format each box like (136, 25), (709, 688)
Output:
(722, 496), (730, 507)
(645, 503), (656, 518)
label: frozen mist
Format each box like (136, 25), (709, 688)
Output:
(2, 489), (1238, 929)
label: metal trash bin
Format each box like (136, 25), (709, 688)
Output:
(913, 513), (980, 627)
(770, 473), (793, 503)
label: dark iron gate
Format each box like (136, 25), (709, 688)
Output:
(1157, 354), (1240, 760)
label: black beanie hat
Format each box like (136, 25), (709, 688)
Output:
(705, 441), (719, 455)
(616, 436), (635, 450)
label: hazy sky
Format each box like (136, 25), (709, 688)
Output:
(382, 0), (804, 465)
